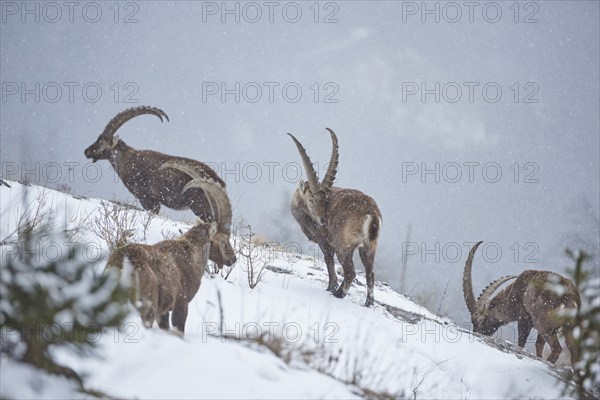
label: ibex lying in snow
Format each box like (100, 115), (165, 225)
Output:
(463, 241), (581, 364)
(84, 106), (235, 268)
(288, 129), (382, 306)
(107, 220), (216, 333)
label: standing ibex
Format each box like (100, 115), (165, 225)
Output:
(288, 129), (382, 306)
(463, 241), (581, 364)
(84, 106), (235, 268)
(106, 220), (217, 333)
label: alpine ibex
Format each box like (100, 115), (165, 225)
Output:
(463, 241), (581, 364)
(84, 106), (235, 268)
(288, 129), (382, 306)
(158, 159), (234, 267)
(106, 220), (217, 333)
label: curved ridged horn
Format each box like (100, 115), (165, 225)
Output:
(476, 275), (518, 312)
(185, 181), (221, 224)
(102, 106), (169, 138)
(320, 128), (339, 191)
(463, 241), (483, 316)
(183, 180), (232, 233)
(287, 133), (320, 193)
(159, 160), (232, 232)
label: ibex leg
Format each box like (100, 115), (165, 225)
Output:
(517, 318), (533, 347)
(140, 299), (157, 329)
(564, 326), (579, 366)
(535, 333), (546, 358)
(139, 196), (161, 214)
(172, 299), (189, 334)
(359, 247), (375, 307)
(333, 251), (356, 299)
(138, 286), (158, 329)
(320, 243), (337, 292)
(540, 331), (562, 364)
(158, 313), (170, 330)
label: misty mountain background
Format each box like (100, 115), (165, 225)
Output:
(1, 0), (598, 332)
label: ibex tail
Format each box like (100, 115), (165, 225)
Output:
(364, 214), (381, 243)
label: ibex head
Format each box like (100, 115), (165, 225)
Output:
(287, 128), (339, 226)
(159, 160), (236, 267)
(84, 106), (169, 162)
(463, 241), (518, 335)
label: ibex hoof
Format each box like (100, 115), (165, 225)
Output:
(364, 297), (374, 307)
(333, 288), (346, 298)
(170, 328), (185, 338)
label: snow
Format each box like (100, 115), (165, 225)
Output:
(63, 327), (360, 400)
(0, 357), (85, 400)
(0, 181), (574, 399)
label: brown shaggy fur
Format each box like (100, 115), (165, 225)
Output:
(106, 222), (216, 333)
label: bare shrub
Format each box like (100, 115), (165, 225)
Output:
(237, 220), (267, 289)
(139, 210), (154, 242)
(15, 189), (51, 239)
(1, 189), (52, 249)
(53, 183), (73, 195)
(89, 200), (141, 250)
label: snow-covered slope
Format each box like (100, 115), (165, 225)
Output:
(0, 181), (573, 399)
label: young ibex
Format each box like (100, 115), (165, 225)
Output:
(463, 241), (581, 364)
(84, 106), (235, 268)
(106, 220), (217, 333)
(288, 129), (382, 306)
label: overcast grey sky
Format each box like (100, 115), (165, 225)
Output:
(1, 0), (598, 324)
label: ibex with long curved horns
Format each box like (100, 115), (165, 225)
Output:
(463, 241), (580, 364)
(288, 129), (382, 306)
(84, 106), (236, 268)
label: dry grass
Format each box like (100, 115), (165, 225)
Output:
(89, 199), (153, 250)
(236, 220), (267, 289)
